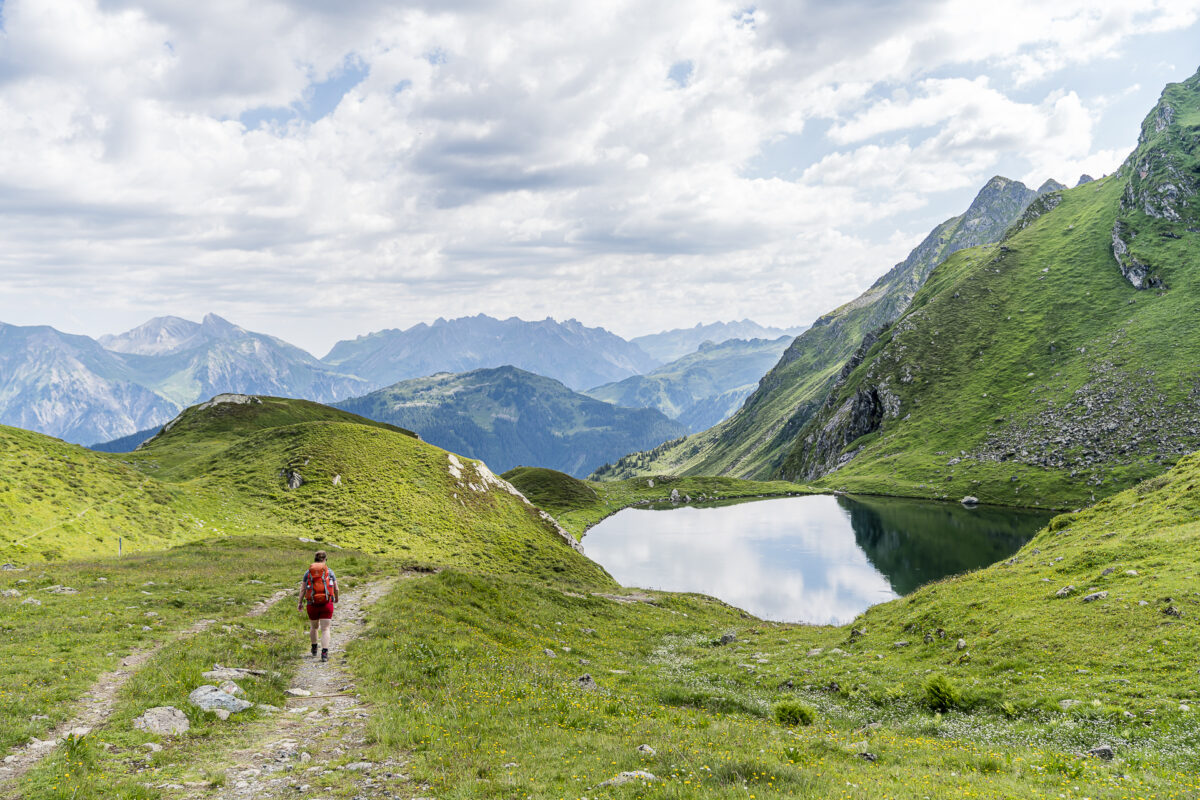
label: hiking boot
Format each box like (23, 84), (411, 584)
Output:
(311, 643), (318, 657)
(321, 648), (329, 662)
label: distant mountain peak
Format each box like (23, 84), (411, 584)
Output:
(1037, 178), (1067, 194)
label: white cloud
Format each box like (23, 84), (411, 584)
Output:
(0, 0), (1196, 351)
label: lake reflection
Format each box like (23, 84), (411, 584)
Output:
(583, 494), (1052, 624)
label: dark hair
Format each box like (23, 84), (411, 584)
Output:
(314, 550), (327, 562)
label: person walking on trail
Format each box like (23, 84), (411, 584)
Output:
(299, 550), (339, 662)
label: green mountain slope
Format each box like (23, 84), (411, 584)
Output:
(600, 174), (1049, 480)
(0, 424), (197, 561)
(780, 69), (1200, 507)
(335, 366), (687, 477)
(586, 336), (794, 432)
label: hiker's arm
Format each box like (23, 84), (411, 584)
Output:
(297, 575), (306, 609)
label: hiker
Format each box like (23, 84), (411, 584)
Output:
(298, 550), (339, 662)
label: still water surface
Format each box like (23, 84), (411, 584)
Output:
(584, 494), (1053, 625)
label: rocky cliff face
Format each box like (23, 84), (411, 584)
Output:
(1110, 70), (1200, 289)
(0, 323), (179, 443)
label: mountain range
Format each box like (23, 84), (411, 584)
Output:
(630, 320), (807, 362)
(585, 335), (795, 432)
(602, 66), (1200, 509)
(335, 366), (687, 477)
(1, 309), (794, 460)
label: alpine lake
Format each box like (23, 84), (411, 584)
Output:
(582, 494), (1054, 625)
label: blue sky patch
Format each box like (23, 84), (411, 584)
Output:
(668, 60), (694, 88)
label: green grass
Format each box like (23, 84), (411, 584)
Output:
(9, 544), (376, 800)
(0, 537), (329, 753)
(346, 564), (1200, 799)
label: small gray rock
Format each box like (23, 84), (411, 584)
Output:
(577, 674), (597, 690)
(718, 632), (736, 646)
(960, 495), (979, 506)
(956, 638), (967, 651)
(133, 706), (190, 736)
(636, 744), (655, 755)
(1055, 585), (1075, 598)
(598, 770), (656, 787)
(1082, 591), (1108, 603)
(188, 685), (252, 713)
(1087, 745), (1114, 761)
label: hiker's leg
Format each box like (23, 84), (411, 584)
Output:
(309, 619), (319, 644)
(319, 618), (332, 650)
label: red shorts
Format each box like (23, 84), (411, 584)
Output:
(306, 601), (334, 620)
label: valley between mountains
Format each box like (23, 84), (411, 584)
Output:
(5, 66), (1200, 800)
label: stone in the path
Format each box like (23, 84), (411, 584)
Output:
(133, 706), (190, 736)
(1082, 591), (1108, 603)
(598, 770), (657, 787)
(577, 674), (597, 690)
(1087, 745), (1114, 761)
(285, 688), (312, 697)
(188, 685), (252, 713)
(203, 664), (273, 681)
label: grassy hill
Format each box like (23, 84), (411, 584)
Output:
(335, 366), (687, 477)
(1, 395), (605, 586)
(585, 336), (794, 432)
(776, 70), (1200, 508)
(600, 176), (1048, 482)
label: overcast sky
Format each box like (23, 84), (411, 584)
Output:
(1, 0), (1198, 355)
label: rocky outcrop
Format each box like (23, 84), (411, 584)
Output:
(1110, 220), (1159, 289)
(1109, 73), (1200, 288)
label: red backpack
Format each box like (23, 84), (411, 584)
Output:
(306, 563), (336, 604)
